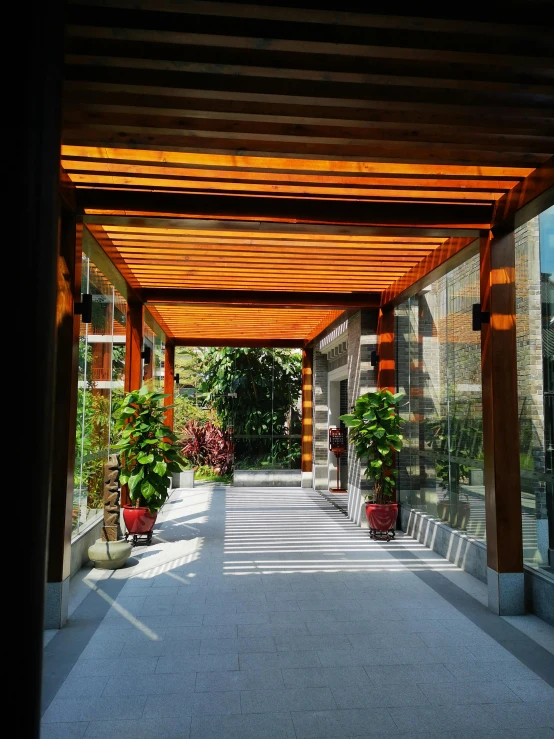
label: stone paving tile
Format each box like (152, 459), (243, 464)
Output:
(41, 722), (89, 738)
(481, 701), (554, 729)
(332, 682), (429, 709)
(347, 632), (427, 649)
(390, 704), (496, 733)
(281, 665), (371, 689)
(103, 671), (196, 696)
(504, 678), (554, 702)
(194, 667), (285, 692)
(42, 695), (147, 723)
(445, 661), (539, 682)
(240, 686), (335, 713)
(55, 675), (109, 699)
(190, 711), (296, 739)
(68, 657), (159, 677)
(317, 647), (398, 667)
(291, 708), (397, 738)
(83, 717), (190, 738)
(418, 679), (522, 705)
(156, 653), (239, 673)
(165, 625), (238, 640)
(236, 622), (309, 638)
(364, 663), (457, 684)
(239, 650), (322, 670)
(274, 634), (352, 652)
(199, 636), (276, 654)
(142, 690), (241, 718)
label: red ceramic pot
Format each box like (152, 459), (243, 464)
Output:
(122, 505), (157, 534)
(365, 502), (398, 537)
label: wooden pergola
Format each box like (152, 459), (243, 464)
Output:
(22, 2), (554, 733)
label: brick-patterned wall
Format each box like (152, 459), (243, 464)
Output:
(515, 217), (547, 521)
(312, 349), (329, 490)
(347, 311), (378, 524)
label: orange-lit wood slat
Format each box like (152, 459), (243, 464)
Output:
(151, 305), (340, 341)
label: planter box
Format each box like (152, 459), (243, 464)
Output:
(233, 469), (301, 487)
(172, 470), (195, 488)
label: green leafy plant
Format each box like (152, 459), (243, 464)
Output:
(114, 386), (187, 514)
(340, 390), (404, 504)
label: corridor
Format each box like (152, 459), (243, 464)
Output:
(42, 486), (554, 739)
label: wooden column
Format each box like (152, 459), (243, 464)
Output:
(480, 230), (524, 614)
(122, 300), (144, 504)
(46, 210), (82, 627)
(301, 348), (314, 486)
(377, 307), (395, 392)
(124, 300), (144, 393)
(164, 341), (175, 430)
(21, 1), (65, 734)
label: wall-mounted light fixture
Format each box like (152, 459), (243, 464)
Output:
(174, 373), (180, 384)
(74, 293), (92, 324)
(370, 350), (380, 368)
(472, 303), (490, 331)
(141, 345), (152, 364)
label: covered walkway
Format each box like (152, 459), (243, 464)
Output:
(42, 486), (554, 738)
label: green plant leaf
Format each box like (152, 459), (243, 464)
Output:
(137, 453), (154, 464)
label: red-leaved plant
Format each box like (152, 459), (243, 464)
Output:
(179, 420), (233, 476)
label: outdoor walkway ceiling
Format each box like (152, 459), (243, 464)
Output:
(62, 0), (554, 346)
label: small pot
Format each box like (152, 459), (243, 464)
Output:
(365, 502), (398, 540)
(122, 505), (157, 535)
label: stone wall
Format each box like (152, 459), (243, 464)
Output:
(346, 311), (378, 525)
(312, 349), (329, 490)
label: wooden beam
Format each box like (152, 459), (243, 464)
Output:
(84, 214), (479, 239)
(302, 348), (314, 479)
(304, 310), (347, 347)
(76, 190), (493, 229)
(480, 230), (524, 612)
(144, 289), (380, 309)
(173, 338), (304, 348)
(492, 156), (554, 235)
(163, 341), (175, 430)
(380, 237), (478, 308)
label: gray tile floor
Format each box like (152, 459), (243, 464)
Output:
(42, 486), (554, 739)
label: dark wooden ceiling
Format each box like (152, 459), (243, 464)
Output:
(61, 0), (554, 343)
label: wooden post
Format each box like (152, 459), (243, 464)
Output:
(301, 348), (314, 487)
(122, 300), (144, 504)
(377, 306), (395, 392)
(46, 210), (82, 628)
(480, 230), (524, 615)
(21, 1), (65, 734)
(164, 341), (175, 430)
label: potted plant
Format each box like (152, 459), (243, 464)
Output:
(340, 389), (404, 541)
(115, 385), (187, 545)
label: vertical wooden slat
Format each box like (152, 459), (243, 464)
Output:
(47, 212), (82, 592)
(164, 341), (175, 430)
(301, 348), (314, 477)
(377, 306), (395, 392)
(480, 230), (523, 575)
(122, 300), (144, 505)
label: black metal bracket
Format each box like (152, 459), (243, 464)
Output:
(141, 345), (152, 364)
(74, 293), (92, 323)
(472, 303), (490, 331)
(174, 373), (180, 384)
(370, 350), (380, 367)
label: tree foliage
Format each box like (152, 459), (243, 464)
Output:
(340, 390), (404, 504)
(200, 347), (302, 436)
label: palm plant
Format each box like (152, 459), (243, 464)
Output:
(340, 390), (404, 504)
(114, 386), (186, 514)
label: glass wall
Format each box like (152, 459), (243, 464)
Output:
(73, 256), (126, 536)
(396, 253), (485, 540)
(515, 206), (553, 575)
(232, 348), (302, 473)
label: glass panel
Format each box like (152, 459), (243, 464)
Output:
(395, 254), (485, 542)
(515, 207), (554, 575)
(73, 257), (127, 538)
